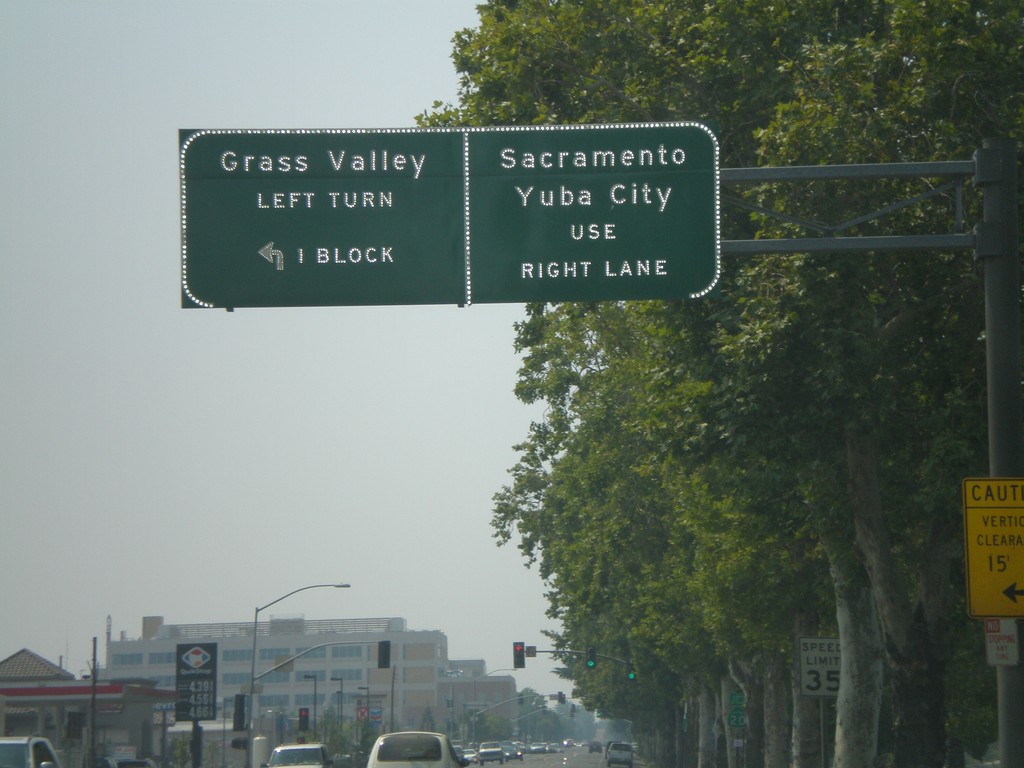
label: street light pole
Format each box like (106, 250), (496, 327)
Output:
(248, 584), (350, 764)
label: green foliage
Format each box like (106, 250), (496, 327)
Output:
(169, 735), (191, 768)
(431, 0), (1024, 761)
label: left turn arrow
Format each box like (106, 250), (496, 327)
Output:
(258, 242), (284, 271)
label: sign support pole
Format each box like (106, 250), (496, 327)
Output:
(977, 137), (1023, 768)
(819, 700), (825, 768)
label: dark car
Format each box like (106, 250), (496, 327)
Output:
(499, 743), (522, 762)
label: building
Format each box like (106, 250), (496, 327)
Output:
(106, 616), (517, 743)
(0, 648), (177, 765)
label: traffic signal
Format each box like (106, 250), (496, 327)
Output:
(586, 646), (597, 668)
(298, 707), (309, 732)
(232, 693), (247, 731)
(557, 691), (566, 704)
(626, 664), (637, 680)
(377, 640), (391, 669)
(513, 642), (526, 669)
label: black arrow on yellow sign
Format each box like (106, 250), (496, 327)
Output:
(1003, 583), (1024, 602)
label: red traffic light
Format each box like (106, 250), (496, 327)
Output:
(513, 642), (526, 668)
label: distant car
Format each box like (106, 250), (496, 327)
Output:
(116, 760), (159, 768)
(366, 732), (469, 768)
(499, 743), (522, 762)
(589, 743), (602, 754)
(265, 743), (333, 768)
(461, 750), (478, 764)
(606, 743), (633, 768)
(476, 742), (504, 765)
(0, 737), (63, 768)
(529, 744), (547, 755)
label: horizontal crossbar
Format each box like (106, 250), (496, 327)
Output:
(722, 161), (975, 184)
(722, 233), (976, 255)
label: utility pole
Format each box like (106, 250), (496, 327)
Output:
(89, 638), (97, 768)
(977, 137), (1023, 768)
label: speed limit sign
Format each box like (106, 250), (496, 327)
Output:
(799, 637), (841, 698)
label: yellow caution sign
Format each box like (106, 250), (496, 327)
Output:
(963, 478), (1024, 618)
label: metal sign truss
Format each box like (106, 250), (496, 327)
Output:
(720, 159), (979, 255)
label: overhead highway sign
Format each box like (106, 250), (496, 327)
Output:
(180, 123), (719, 308)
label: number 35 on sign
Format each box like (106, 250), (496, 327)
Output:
(799, 637), (841, 698)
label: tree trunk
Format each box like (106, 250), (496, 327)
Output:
(697, 684), (717, 768)
(847, 426), (952, 767)
(816, 509), (884, 768)
(832, 570), (883, 768)
(762, 652), (789, 768)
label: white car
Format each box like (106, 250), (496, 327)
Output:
(366, 732), (469, 768)
(264, 744), (333, 768)
(0, 737), (62, 768)
(476, 742), (504, 765)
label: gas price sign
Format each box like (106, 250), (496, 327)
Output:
(175, 643), (218, 722)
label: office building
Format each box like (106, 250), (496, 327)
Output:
(106, 615), (516, 739)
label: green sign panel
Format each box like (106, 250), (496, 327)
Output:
(180, 129), (465, 308)
(467, 124), (718, 303)
(180, 124), (719, 308)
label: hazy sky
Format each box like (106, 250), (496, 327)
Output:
(0, 1), (566, 697)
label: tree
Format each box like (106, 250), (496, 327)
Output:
(745, 1), (1021, 761)
(428, 1), (1022, 765)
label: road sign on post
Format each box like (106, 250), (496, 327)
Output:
(963, 478), (1024, 618)
(985, 619), (1020, 666)
(798, 637), (841, 698)
(726, 691), (746, 729)
(180, 124), (719, 309)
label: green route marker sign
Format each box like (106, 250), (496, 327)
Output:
(180, 123), (719, 309)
